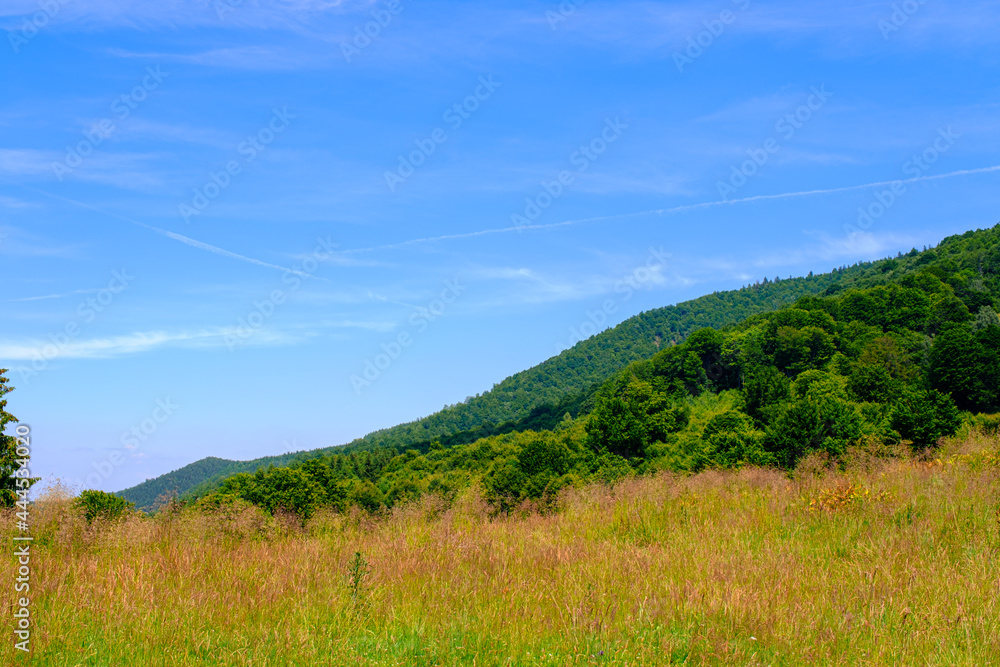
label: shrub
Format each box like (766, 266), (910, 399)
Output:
(586, 376), (688, 460)
(765, 374), (869, 466)
(76, 490), (136, 523)
(702, 410), (772, 468)
(891, 387), (961, 447)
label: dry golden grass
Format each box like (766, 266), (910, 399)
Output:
(4, 430), (1000, 666)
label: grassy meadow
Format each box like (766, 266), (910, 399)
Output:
(5, 428), (1000, 666)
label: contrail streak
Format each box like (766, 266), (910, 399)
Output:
(338, 164), (1000, 255)
(2, 178), (320, 279)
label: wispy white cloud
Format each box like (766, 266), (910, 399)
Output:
(0, 226), (85, 259)
(748, 231), (920, 270)
(551, 1), (1000, 57)
(472, 267), (539, 281)
(119, 119), (235, 148)
(317, 318), (397, 333)
(0, 317), (403, 360)
(468, 259), (681, 308)
(476, 266), (598, 302)
(7, 289), (94, 302)
(772, 149), (859, 167)
(694, 92), (810, 126)
(0, 0), (372, 30)
(687, 230), (929, 287)
(0, 148), (166, 190)
(2, 1), (997, 74)
(0, 195), (33, 208)
(0, 328), (279, 360)
(107, 46), (326, 71)
(0, 149), (55, 176)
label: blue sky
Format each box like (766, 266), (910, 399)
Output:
(2, 0), (999, 493)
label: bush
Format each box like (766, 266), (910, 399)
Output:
(702, 410), (772, 468)
(76, 490), (136, 523)
(847, 363), (898, 403)
(764, 374), (869, 467)
(891, 387), (961, 448)
(586, 376), (688, 460)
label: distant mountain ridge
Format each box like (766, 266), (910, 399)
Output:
(118, 229), (998, 511)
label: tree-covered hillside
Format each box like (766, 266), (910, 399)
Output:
(195, 224), (1000, 520)
(118, 453), (339, 512)
(347, 259), (916, 453)
(119, 225), (1000, 511)
(118, 263), (859, 510)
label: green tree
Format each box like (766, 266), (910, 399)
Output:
(586, 376), (688, 460)
(847, 363), (899, 403)
(348, 480), (383, 513)
(764, 373), (868, 466)
(839, 285), (931, 332)
(686, 327), (740, 390)
(890, 387), (961, 447)
(482, 458), (526, 508)
(702, 410), (771, 468)
(649, 346), (707, 396)
(742, 366), (791, 424)
(857, 336), (919, 382)
(772, 325), (836, 375)
(929, 323), (982, 411)
(210, 466), (327, 520)
(973, 325), (1000, 411)
(76, 490), (136, 522)
(928, 295), (971, 334)
(973, 305), (1000, 331)
(0, 370), (35, 508)
(254, 467), (326, 519)
(517, 432), (572, 478)
(482, 431), (578, 507)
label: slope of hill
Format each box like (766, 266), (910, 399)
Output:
(118, 225), (1000, 510)
(121, 276), (846, 509)
(192, 223), (1000, 519)
(118, 453), (333, 512)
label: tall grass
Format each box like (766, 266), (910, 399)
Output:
(4, 430), (1000, 666)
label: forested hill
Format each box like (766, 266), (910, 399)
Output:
(118, 226), (1000, 510)
(116, 454), (332, 512)
(185, 223), (1000, 520)
(331, 235), (985, 453)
